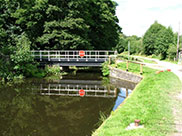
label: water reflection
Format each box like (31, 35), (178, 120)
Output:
(0, 71), (137, 136)
(39, 79), (117, 98)
(112, 88), (132, 111)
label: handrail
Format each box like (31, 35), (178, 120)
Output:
(31, 50), (117, 62)
(31, 50), (116, 52)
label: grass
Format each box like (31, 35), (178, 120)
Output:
(93, 65), (182, 136)
(138, 58), (157, 64)
(117, 54), (157, 64)
(112, 62), (156, 76)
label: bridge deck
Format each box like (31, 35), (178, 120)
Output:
(32, 50), (117, 66)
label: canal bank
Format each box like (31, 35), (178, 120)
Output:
(93, 63), (182, 136)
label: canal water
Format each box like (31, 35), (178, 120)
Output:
(0, 69), (136, 136)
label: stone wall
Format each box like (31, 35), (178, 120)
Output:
(109, 66), (143, 83)
(110, 77), (137, 90)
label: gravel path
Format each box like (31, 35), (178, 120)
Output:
(133, 56), (182, 136)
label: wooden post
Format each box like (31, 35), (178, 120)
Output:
(140, 64), (143, 75)
(126, 89), (128, 97)
(126, 61), (129, 71)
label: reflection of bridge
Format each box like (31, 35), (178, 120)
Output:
(31, 50), (117, 66)
(39, 80), (117, 98)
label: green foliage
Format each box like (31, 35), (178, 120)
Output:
(126, 36), (143, 54)
(10, 34), (39, 78)
(167, 44), (177, 60)
(45, 65), (60, 76)
(8, 0), (120, 50)
(102, 62), (110, 76)
(115, 34), (143, 55)
(0, 34), (44, 81)
(143, 21), (175, 59)
(143, 21), (165, 55)
(115, 34), (127, 53)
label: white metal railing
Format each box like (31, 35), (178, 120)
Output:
(31, 50), (117, 62)
(40, 83), (117, 98)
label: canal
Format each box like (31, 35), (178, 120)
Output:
(0, 69), (136, 136)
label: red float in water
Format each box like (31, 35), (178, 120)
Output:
(167, 69), (171, 72)
(79, 89), (85, 96)
(79, 50), (85, 57)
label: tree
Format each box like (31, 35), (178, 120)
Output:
(167, 44), (177, 60)
(143, 21), (165, 55)
(143, 21), (175, 59)
(115, 34), (143, 54)
(115, 34), (127, 53)
(11, 0), (120, 50)
(125, 35), (143, 54)
(83, 0), (121, 50)
(155, 27), (175, 59)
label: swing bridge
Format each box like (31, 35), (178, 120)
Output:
(31, 50), (117, 67)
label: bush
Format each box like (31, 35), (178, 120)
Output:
(167, 44), (177, 60)
(45, 65), (60, 76)
(0, 34), (45, 81)
(102, 62), (110, 76)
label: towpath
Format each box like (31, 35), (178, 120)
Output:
(134, 56), (182, 136)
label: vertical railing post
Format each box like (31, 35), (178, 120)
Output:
(68, 51), (70, 61)
(98, 51), (100, 59)
(95, 51), (98, 61)
(40, 51), (42, 61)
(56, 51), (57, 59)
(59, 51), (60, 61)
(73, 51), (75, 59)
(105, 51), (107, 61)
(48, 51), (50, 61)
(65, 51), (66, 59)
(86, 51), (88, 61)
(59, 84), (61, 94)
(48, 84), (50, 95)
(77, 51), (79, 61)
